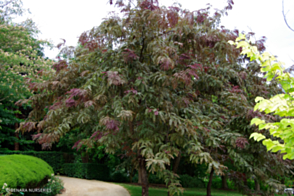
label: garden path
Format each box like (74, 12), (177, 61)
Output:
(57, 176), (130, 196)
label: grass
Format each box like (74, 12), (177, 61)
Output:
(116, 183), (244, 196)
(117, 183), (290, 196)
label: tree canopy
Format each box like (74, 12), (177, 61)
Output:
(17, 0), (293, 195)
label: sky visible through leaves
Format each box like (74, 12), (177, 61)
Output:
(14, 0), (294, 68)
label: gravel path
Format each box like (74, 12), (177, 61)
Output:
(57, 176), (130, 196)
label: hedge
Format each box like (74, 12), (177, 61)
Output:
(0, 154), (53, 189)
(180, 174), (206, 188)
(0, 151), (66, 174)
(63, 163), (110, 181)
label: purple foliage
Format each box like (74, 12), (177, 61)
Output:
(122, 48), (139, 63)
(52, 60), (67, 72)
(32, 133), (42, 141)
(90, 131), (103, 141)
(236, 137), (249, 149)
(105, 119), (120, 131)
(124, 88), (138, 95)
(65, 96), (76, 107)
(160, 58), (172, 71)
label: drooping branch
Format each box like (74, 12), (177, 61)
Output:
(282, 0), (294, 32)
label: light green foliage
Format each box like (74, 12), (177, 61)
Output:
(0, 0), (54, 150)
(229, 34), (294, 160)
(0, 154), (53, 188)
(0, 0), (54, 104)
(0, 151), (65, 174)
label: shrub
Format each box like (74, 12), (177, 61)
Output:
(227, 180), (235, 190)
(110, 170), (128, 183)
(0, 154), (53, 189)
(203, 177), (222, 189)
(0, 151), (65, 174)
(247, 179), (255, 190)
(148, 173), (165, 184)
(40, 174), (64, 196)
(132, 173), (138, 183)
(180, 175), (205, 188)
(212, 177), (222, 189)
(63, 163), (110, 181)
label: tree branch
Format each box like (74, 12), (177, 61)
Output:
(0, 0), (13, 8)
(139, 27), (145, 63)
(282, 0), (294, 32)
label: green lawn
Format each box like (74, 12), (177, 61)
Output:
(117, 183), (290, 196)
(117, 183), (244, 196)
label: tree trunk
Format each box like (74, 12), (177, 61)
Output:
(138, 167), (142, 183)
(254, 179), (260, 191)
(129, 167), (134, 183)
(14, 123), (19, 151)
(207, 168), (214, 196)
(167, 152), (181, 196)
(81, 152), (89, 163)
(243, 173), (247, 187)
(139, 158), (149, 196)
(221, 174), (228, 189)
(173, 152), (181, 174)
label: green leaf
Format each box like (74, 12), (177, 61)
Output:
(255, 97), (264, 103)
(236, 41), (248, 49)
(280, 80), (291, 91)
(228, 40), (235, 45)
(250, 132), (266, 142)
(250, 118), (265, 126)
(236, 34), (246, 41)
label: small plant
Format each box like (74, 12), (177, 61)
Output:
(40, 174), (64, 196)
(0, 183), (12, 196)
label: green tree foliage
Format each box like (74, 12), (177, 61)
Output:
(0, 0), (54, 150)
(230, 34), (294, 160)
(18, 0), (292, 195)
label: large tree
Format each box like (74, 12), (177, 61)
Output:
(17, 0), (292, 195)
(0, 0), (54, 150)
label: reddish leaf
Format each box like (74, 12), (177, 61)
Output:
(32, 133), (42, 141)
(122, 48), (139, 63)
(65, 96), (76, 107)
(72, 140), (81, 149)
(52, 60), (67, 72)
(236, 137), (249, 149)
(84, 100), (95, 108)
(49, 101), (63, 110)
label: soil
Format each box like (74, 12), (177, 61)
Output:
(56, 176), (130, 196)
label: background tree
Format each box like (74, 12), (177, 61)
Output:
(231, 34), (294, 161)
(0, 0), (54, 150)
